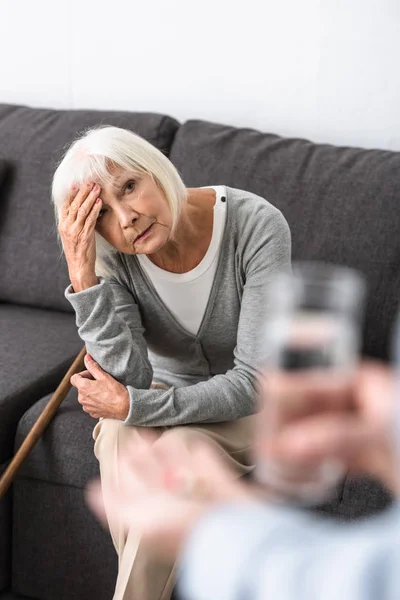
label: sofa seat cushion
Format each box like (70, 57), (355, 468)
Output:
(170, 120), (400, 361)
(0, 304), (81, 462)
(0, 462), (12, 593)
(15, 388), (98, 489)
(0, 593), (31, 599)
(0, 103), (180, 312)
(12, 478), (116, 600)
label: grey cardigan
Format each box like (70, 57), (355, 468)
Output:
(65, 186), (291, 427)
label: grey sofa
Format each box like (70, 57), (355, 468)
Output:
(0, 102), (398, 599)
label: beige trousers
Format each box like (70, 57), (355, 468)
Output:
(93, 409), (255, 600)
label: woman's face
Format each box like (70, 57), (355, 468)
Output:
(94, 169), (173, 255)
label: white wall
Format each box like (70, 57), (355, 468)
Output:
(0, 0), (399, 151)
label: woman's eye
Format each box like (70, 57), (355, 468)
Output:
(125, 180), (136, 193)
(97, 208), (106, 219)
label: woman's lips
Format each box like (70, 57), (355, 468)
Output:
(134, 223), (154, 243)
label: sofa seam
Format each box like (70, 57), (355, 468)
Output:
(14, 474), (91, 491)
(157, 115), (180, 156)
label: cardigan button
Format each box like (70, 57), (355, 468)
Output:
(221, 196), (226, 202)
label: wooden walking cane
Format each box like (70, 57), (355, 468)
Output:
(0, 346), (87, 499)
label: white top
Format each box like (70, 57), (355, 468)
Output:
(137, 185), (227, 336)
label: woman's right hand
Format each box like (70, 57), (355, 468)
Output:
(58, 182), (103, 291)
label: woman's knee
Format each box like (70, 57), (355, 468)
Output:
(93, 418), (125, 460)
(156, 425), (222, 455)
(157, 423), (254, 474)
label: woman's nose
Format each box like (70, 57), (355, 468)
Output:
(117, 205), (139, 228)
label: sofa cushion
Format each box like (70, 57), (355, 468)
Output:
(0, 103), (180, 312)
(0, 593), (30, 599)
(0, 159), (8, 193)
(339, 474), (393, 521)
(12, 478), (116, 600)
(170, 120), (400, 360)
(0, 304), (82, 462)
(0, 462), (11, 593)
(15, 388), (97, 488)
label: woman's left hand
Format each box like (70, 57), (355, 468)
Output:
(70, 354), (130, 420)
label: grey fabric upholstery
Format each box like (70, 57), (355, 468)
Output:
(339, 475), (393, 521)
(12, 479), (117, 600)
(0, 103), (180, 312)
(12, 412), (181, 600)
(0, 463), (11, 593)
(170, 119), (400, 361)
(0, 593), (31, 599)
(13, 383), (177, 600)
(0, 159), (9, 195)
(13, 392), (133, 599)
(15, 388), (97, 488)
(0, 304), (81, 462)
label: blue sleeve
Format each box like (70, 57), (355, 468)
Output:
(178, 501), (400, 600)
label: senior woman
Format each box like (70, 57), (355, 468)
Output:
(52, 125), (291, 600)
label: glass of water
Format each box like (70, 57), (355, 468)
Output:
(254, 261), (367, 503)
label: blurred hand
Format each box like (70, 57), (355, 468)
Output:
(85, 360), (398, 565)
(86, 432), (255, 561)
(258, 361), (398, 493)
(57, 181), (102, 287)
(71, 354), (130, 420)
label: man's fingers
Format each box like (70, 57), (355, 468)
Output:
(125, 445), (163, 490)
(191, 440), (235, 484)
(266, 414), (375, 468)
(355, 362), (395, 425)
(154, 433), (194, 472)
(261, 370), (354, 423)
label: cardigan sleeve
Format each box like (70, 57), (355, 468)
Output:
(65, 253), (153, 391)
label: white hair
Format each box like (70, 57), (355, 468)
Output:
(51, 125), (187, 277)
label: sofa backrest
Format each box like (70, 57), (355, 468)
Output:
(0, 104), (179, 312)
(170, 119), (400, 360)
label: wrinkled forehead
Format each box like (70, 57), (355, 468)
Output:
(97, 159), (140, 189)
(104, 159), (129, 180)
(105, 159), (124, 178)
(69, 148), (147, 192)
